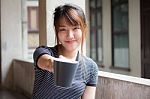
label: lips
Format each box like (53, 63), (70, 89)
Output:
(65, 40), (76, 44)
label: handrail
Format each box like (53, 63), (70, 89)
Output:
(98, 71), (150, 86)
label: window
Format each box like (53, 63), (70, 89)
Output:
(111, 0), (129, 69)
(26, 1), (39, 59)
(89, 0), (103, 65)
(28, 7), (39, 33)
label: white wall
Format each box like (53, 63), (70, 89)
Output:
(1, 0), (23, 87)
(128, 0), (141, 77)
(102, 0), (112, 72)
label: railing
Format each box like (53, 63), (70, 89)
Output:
(96, 71), (150, 99)
(12, 59), (150, 99)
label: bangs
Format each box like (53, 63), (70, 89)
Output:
(64, 9), (81, 26)
(54, 8), (82, 27)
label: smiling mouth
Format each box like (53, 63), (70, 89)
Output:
(65, 40), (76, 44)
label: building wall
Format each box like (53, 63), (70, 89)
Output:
(128, 0), (141, 77)
(1, 0), (23, 88)
(96, 76), (150, 99)
(13, 59), (34, 98)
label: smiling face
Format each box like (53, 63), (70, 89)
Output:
(56, 17), (82, 52)
(53, 4), (87, 53)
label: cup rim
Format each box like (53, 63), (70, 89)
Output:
(52, 57), (78, 64)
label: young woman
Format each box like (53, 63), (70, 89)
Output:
(32, 4), (99, 99)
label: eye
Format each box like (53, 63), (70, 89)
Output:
(58, 28), (67, 32)
(73, 26), (80, 30)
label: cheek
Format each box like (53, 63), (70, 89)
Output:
(75, 31), (82, 40)
(58, 33), (64, 42)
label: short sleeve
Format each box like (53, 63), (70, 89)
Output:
(86, 60), (99, 86)
(33, 46), (52, 67)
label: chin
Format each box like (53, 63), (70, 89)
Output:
(65, 46), (79, 52)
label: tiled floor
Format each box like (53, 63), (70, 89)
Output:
(0, 89), (29, 99)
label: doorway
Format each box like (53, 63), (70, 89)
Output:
(141, 0), (150, 79)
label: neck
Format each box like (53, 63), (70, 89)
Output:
(59, 46), (78, 61)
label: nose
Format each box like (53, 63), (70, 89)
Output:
(67, 30), (74, 39)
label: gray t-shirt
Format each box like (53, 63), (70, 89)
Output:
(32, 45), (99, 99)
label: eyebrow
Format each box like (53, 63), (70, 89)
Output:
(58, 24), (80, 28)
(58, 25), (67, 27)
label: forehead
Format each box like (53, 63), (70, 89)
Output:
(58, 17), (79, 27)
(57, 17), (71, 26)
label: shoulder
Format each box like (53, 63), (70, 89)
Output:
(83, 56), (98, 69)
(34, 45), (57, 52)
(80, 55), (99, 74)
(33, 45), (58, 56)
(33, 45), (58, 64)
